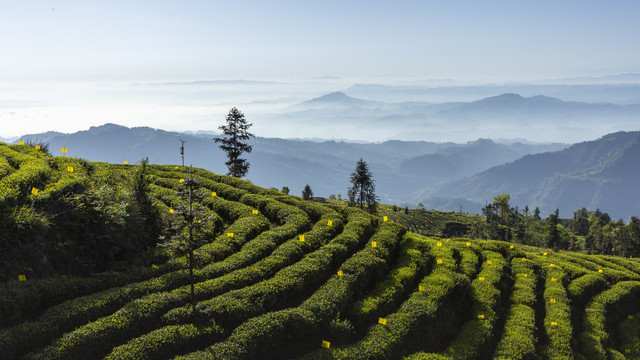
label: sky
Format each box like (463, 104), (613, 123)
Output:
(1, 0), (640, 138)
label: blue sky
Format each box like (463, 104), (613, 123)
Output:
(2, 0), (639, 82)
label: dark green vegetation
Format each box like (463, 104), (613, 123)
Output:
(2, 142), (640, 359)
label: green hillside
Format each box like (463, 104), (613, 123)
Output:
(1, 142), (640, 360)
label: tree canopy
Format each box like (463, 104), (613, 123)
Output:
(214, 107), (254, 178)
(348, 158), (377, 213)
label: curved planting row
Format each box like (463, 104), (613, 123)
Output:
(3, 148), (640, 359)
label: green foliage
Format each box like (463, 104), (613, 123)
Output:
(4, 146), (640, 360)
(214, 107), (254, 178)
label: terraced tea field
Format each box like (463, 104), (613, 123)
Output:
(1, 142), (640, 359)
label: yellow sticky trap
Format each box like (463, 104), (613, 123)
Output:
(123, 161), (128, 165)
(478, 314), (485, 320)
(549, 264), (555, 267)
(151, 264), (158, 269)
(252, 209), (259, 215)
(378, 317), (387, 325)
(550, 298), (556, 304)
(337, 270), (343, 277)
(212, 192), (217, 197)
(321, 340), (330, 349)
(227, 233), (234, 238)
(551, 277), (557, 282)
(551, 321), (558, 326)
(299, 235), (305, 242)
(466, 242), (471, 246)
(478, 277), (485, 281)
(487, 260), (493, 265)
(18, 274), (26, 281)
(327, 220), (333, 227)
(31, 187), (39, 195)
(35, 145), (41, 150)
(61, 147), (67, 153)
(383, 216), (388, 222)
(18, 140), (24, 145)
(437, 242), (442, 247)
(598, 269), (603, 273)
(67, 166), (74, 172)
(436, 259), (443, 264)
(510, 245), (514, 249)
(419, 284), (425, 291)
(628, 315), (634, 320)
(543, 252), (547, 256)
(372, 241), (377, 248)
(169, 209), (174, 214)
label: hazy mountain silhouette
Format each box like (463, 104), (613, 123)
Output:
(421, 131), (640, 219)
(16, 123), (563, 205)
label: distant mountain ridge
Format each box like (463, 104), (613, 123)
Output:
(15, 123), (565, 207)
(421, 131), (640, 219)
(273, 91), (640, 142)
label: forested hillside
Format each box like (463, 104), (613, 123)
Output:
(1, 142), (640, 360)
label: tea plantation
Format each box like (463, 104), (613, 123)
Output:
(1, 142), (640, 359)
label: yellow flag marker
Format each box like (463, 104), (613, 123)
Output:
(551, 277), (557, 282)
(337, 270), (343, 277)
(299, 235), (305, 242)
(383, 216), (388, 222)
(550, 264), (555, 267)
(321, 340), (330, 349)
(151, 264), (158, 269)
(18, 274), (26, 281)
(372, 241), (377, 248)
(466, 242), (471, 246)
(378, 317), (387, 325)
(67, 166), (74, 172)
(419, 284), (425, 291)
(124, 161), (128, 165)
(18, 140), (24, 145)
(628, 315), (634, 320)
(327, 220), (333, 227)
(252, 209), (259, 215)
(35, 145), (41, 150)
(437, 242), (442, 247)
(487, 260), (493, 265)
(31, 187), (39, 195)
(437, 259), (443, 264)
(212, 192), (217, 197)
(543, 252), (547, 256)
(169, 209), (174, 214)
(551, 321), (558, 326)
(478, 314), (485, 319)
(510, 245), (514, 249)
(598, 269), (603, 273)
(550, 298), (556, 304)
(479, 277), (485, 281)
(61, 147), (68, 153)
(227, 233), (234, 238)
